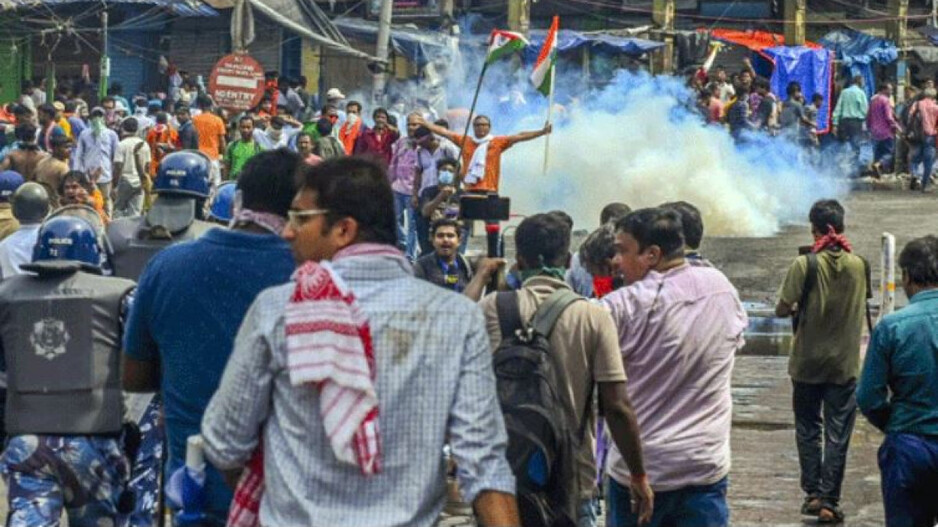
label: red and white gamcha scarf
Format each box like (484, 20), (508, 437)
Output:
(228, 243), (404, 527)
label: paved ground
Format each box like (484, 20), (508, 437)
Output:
(5, 188), (936, 526)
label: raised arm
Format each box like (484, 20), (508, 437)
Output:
(506, 122), (552, 146)
(417, 116), (461, 144)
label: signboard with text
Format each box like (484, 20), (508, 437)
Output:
(208, 54), (264, 111)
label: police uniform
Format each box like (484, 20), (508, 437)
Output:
(0, 217), (135, 527)
(104, 150), (215, 527)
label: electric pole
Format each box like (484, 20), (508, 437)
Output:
(99, 10), (108, 100)
(652, 0), (674, 74)
(888, 0), (910, 102)
(372, 0), (393, 106)
(784, 0), (805, 46)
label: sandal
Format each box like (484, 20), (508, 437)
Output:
(801, 496), (822, 516)
(817, 503), (845, 524)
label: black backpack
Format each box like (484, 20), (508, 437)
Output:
(493, 289), (585, 527)
(907, 102), (926, 144)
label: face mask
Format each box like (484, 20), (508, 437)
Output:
(438, 170), (455, 186)
(91, 117), (105, 135)
(347, 113), (359, 125)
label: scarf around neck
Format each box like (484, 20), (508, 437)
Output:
(465, 134), (494, 186)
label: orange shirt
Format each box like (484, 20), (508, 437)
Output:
(339, 120), (362, 154)
(146, 126), (179, 176)
(452, 135), (513, 193)
(91, 189), (109, 225)
(192, 113), (227, 160)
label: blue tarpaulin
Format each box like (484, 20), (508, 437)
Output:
(820, 29), (898, 99)
(762, 46), (834, 133)
(332, 18), (451, 66)
(521, 30), (665, 63)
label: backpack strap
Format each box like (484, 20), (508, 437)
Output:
(862, 256), (874, 333)
(795, 253), (819, 331)
(531, 289), (584, 340)
(496, 291), (523, 341)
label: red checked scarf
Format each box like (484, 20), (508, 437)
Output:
(228, 243), (405, 527)
(812, 225), (853, 254)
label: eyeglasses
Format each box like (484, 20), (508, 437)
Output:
(287, 209), (330, 228)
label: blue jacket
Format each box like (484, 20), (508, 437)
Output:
(858, 289), (938, 435)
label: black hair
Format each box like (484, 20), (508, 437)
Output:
(346, 100), (362, 113)
(298, 157), (397, 245)
(660, 200), (704, 250)
(515, 213), (571, 268)
(316, 117), (333, 136)
(175, 105), (191, 115)
(373, 107), (389, 120)
(61, 170), (96, 195)
(434, 119), (450, 129)
(786, 81), (802, 97)
(270, 116), (285, 129)
(899, 236), (938, 287)
(295, 131), (313, 144)
(430, 217), (461, 238)
(387, 115), (398, 128)
(548, 210), (574, 231)
(238, 115), (254, 126)
(436, 157), (459, 171)
(12, 104), (33, 117)
(615, 207), (684, 257)
(38, 103), (56, 117)
(812, 93), (824, 103)
(878, 82), (892, 93)
(600, 202), (632, 225)
(14, 122), (37, 142)
(121, 117), (139, 134)
(154, 112), (168, 125)
(197, 94), (213, 109)
(579, 223), (617, 271)
(64, 101), (78, 113)
(753, 77), (771, 91)
(808, 199), (845, 234)
(473, 114), (491, 125)
(236, 148), (300, 217)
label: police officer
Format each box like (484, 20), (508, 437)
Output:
(207, 180), (236, 225)
(107, 150), (215, 281)
(0, 215), (136, 527)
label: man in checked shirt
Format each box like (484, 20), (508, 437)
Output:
(201, 157), (520, 527)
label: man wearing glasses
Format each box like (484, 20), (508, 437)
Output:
(417, 114), (551, 193)
(201, 157), (521, 527)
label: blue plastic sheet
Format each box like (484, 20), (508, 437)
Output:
(521, 30), (665, 63)
(820, 29), (898, 99)
(762, 46), (834, 133)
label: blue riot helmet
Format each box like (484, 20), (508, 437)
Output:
(154, 151), (211, 198)
(28, 216), (103, 272)
(208, 181), (237, 223)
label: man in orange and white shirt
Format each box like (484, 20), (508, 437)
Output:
(418, 115), (551, 193)
(339, 100), (364, 154)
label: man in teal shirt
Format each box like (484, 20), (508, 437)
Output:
(832, 76), (869, 174)
(858, 235), (938, 527)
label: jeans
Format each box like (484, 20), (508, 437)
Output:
(873, 138), (895, 172)
(910, 136), (936, 190)
(878, 433), (938, 527)
(578, 497), (600, 527)
(838, 118), (865, 176)
(792, 380), (857, 504)
(393, 191), (418, 261)
(606, 477), (729, 527)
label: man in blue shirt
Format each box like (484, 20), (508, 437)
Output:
(122, 149), (299, 525)
(858, 235), (938, 527)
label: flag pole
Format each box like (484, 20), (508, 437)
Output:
(456, 61), (489, 182)
(542, 65), (555, 175)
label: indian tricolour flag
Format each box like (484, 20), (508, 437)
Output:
(486, 29), (529, 65)
(530, 16), (559, 96)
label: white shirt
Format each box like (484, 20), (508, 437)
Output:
(114, 136), (151, 187)
(0, 224), (40, 279)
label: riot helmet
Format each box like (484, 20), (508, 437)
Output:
(0, 170), (25, 203)
(11, 182), (50, 224)
(208, 181), (237, 223)
(154, 151), (211, 199)
(29, 216), (103, 272)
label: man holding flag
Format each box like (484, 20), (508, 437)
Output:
(416, 27), (552, 194)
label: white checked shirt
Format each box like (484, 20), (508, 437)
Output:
(201, 252), (515, 527)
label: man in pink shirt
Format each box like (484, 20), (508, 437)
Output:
(601, 207), (748, 527)
(908, 88), (938, 192)
(866, 83), (901, 175)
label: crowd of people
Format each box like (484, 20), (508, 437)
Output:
(0, 71), (935, 527)
(687, 53), (938, 193)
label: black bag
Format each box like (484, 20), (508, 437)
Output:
(907, 102), (926, 144)
(494, 289), (584, 527)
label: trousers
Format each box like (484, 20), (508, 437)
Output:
(792, 380), (857, 503)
